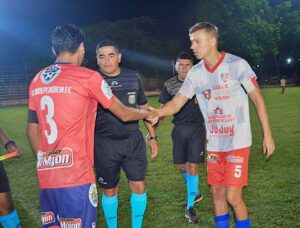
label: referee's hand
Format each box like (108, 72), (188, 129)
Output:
(145, 108), (159, 126)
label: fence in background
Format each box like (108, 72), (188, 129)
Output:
(0, 66), (164, 105)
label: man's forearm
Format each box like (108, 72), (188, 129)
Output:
(27, 123), (40, 157)
(158, 99), (181, 117)
(254, 99), (272, 137)
(250, 90), (272, 137)
(123, 107), (150, 122)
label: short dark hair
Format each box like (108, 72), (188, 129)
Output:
(177, 52), (193, 62)
(51, 24), (84, 56)
(96, 39), (119, 55)
(189, 22), (219, 40)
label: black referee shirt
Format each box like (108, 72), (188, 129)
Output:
(159, 75), (204, 126)
(95, 68), (147, 139)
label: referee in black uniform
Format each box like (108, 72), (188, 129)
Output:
(159, 52), (205, 224)
(94, 40), (158, 228)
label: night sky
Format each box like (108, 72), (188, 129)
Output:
(0, 0), (198, 66)
(0, 0), (299, 66)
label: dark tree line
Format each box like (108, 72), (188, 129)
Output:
(82, 0), (300, 84)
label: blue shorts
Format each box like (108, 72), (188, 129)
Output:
(40, 183), (98, 228)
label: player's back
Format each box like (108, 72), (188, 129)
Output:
(29, 63), (99, 188)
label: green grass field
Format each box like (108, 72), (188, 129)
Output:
(0, 87), (299, 227)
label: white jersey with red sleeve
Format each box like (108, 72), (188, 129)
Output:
(179, 52), (258, 152)
(28, 63), (115, 188)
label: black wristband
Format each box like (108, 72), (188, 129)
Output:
(4, 140), (15, 150)
(148, 136), (159, 141)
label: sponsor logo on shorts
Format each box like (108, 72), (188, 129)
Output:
(41, 65), (61, 84)
(102, 80), (113, 99)
(226, 155), (244, 164)
(89, 183), (98, 207)
(98, 176), (108, 185)
(41, 211), (55, 225)
(37, 148), (73, 170)
(59, 217), (82, 228)
(207, 154), (219, 163)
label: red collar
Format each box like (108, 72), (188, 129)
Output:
(204, 51), (225, 73)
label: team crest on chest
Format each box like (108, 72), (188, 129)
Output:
(41, 65), (61, 84)
(110, 80), (121, 88)
(202, 89), (212, 100)
(220, 72), (230, 83)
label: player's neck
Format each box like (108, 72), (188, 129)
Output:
(56, 54), (80, 66)
(177, 74), (186, 81)
(204, 50), (222, 69)
(103, 67), (121, 77)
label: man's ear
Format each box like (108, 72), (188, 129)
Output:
(211, 37), (217, 48)
(118, 53), (122, 63)
(78, 42), (85, 54)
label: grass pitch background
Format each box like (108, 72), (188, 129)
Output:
(0, 87), (299, 227)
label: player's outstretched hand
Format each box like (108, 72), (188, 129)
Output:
(145, 107), (159, 126)
(262, 135), (275, 159)
(6, 142), (22, 158)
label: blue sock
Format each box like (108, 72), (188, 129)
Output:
(102, 194), (118, 228)
(236, 218), (250, 228)
(214, 213), (230, 228)
(186, 174), (199, 209)
(182, 172), (188, 183)
(0, 210), (21, 227)
(130, 192), (147, 228)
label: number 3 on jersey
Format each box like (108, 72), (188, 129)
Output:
(41, 95), (57, 144)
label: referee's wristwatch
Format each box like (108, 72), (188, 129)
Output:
(148, 136), (159, 141)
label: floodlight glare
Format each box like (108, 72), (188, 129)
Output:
(286, 57), (292, 64)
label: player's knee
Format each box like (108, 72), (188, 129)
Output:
(210, 186), (225, 199)
(129, 181), (145, 194)
(0, 205), (14, 216)
(226, 192), (242, 208)
(178, 164), (186, 173)
(103, 187), (119, 197)
(186, 163), (198, 175)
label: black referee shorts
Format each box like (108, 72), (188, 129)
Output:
(171, 124), (206, 164)
(0, 162), (10, 193)
(94, 131), (147, 189)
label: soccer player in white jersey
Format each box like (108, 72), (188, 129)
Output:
(153, 22), (275, 228)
